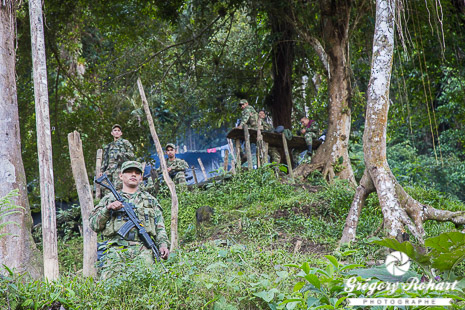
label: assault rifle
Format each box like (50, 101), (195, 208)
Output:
(95, 174), (167, 271)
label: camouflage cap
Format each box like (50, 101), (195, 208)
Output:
(165, 143), (176, 150)
(120, 161), (143, 173)
(239, 99), (248, 106)
(112, 124), (122, 130)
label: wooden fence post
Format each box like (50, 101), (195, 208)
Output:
(197, 158), (208, 180)
(223, 149), (229, 172)
(191, 166), (198, 184)
(137, 78), (179, 251)
(243, 125), (253, 171)
(282, 133), (294, 181)
(68, 131), (98, 278)
(235, 139), (241, 172)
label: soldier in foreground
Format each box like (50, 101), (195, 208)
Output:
(258, 109), (281, 163)
(164, 143), (189, 187)
(100, 124), (135, 190)
(90, 161), (169, 278)
(300, 117), (319, 158)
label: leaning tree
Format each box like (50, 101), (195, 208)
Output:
(340, 0), (465, 244)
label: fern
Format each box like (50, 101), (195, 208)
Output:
(0, 190), (25, 240)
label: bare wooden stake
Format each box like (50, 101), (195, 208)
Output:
(227, 138), (236, 162)
(282, 132), (294, 181)
(230, 160), (236, 174)
(256, 119), (263, 167)
(235, 139), (241, 172)
(243, 125), (253, 171)
(30, 0), (59, 280)
(137, 78), (179, 251)
(263, 142), (269, 164)
(223, 149), (229, 172)
(191, 166), (198, 184)
(68, 131), (98, 278)
(197, 158), (208, 180)
(293, 240), (303, 254)
(95, 149), (103, 199)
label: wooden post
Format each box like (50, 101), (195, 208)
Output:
(282, 133), (294, 181)
(243, 125), (253, 171)
(95, 149), (103, 200)
(263, 142), (269, 164)
(30, 0), (59, 280)
(137, 78), (179, 251)
(223, 149), (229, 172)
(68, 131), (98, 278)
(256, 119), (263, 168)
(197, 158), (208, 180)
(230, 160), (236, 174)
(191, 166), (198, 184)
(227, 139), (236, 162)
(235, 139), (241, 172)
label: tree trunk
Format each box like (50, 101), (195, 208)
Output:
(0, 0), (43, 279)
(267, 1), (294, 129)
(68, 131), (97, 278)
(340, 0), (465, 244)
(137, 78), (179, 251)
(30, 0), (59, 279)
(310, 0), (356, 185)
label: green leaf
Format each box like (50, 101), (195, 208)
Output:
(304, 274), (321, 289)
(371, 238), (430, 267)
(253, 290), (275, 303)
(324, 255), (339, 269)
(425, 232), (465, 271)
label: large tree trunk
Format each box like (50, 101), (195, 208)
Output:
(30, 0), (59, 279)
(311, 0), (355, 184)
(340, 0), (465, 244)
(294, 0), (356, 185)
(267, 1), (294, 130)
(0, 0), (43, 279)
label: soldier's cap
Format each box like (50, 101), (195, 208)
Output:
(120, 161), (143, 173)
(239, 99), (248, 106)
(165, 143), (176, 150)
(112, 124), (122, 130)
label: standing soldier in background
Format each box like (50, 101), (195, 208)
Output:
(164, 143), (189, 187)
(90, 161), (169, 279)
(258, 110), (281, 163)
(237, 99), (258, 130)
(299, 117), (319, 158)
(100, 124), (135, 190)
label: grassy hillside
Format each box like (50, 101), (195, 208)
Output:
(2, 167), (465, 309)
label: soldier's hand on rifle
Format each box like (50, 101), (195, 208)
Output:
(167, 167), (172, 172)
(160, 247), (169, 260)
(301, 129), (306, 134)
(107, 201), (123, 211)
(237, 125), (242, 130)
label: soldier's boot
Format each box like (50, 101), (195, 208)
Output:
(307, 144), (313, 157)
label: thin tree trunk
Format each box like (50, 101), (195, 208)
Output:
(223, 149), (229, 172)
(137, 78), (179, 251)
(340, 0), (465, 244)
(243, 125), (253, 171)
(197, 158), (208, 180)
(29, 0), (59, 280)
(0, 0), (42, 279)
(67, 131), (97, 278)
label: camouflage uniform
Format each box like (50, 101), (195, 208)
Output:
(101, 138), (135, 190)
(303, 120), (319, 146)
(89, 189), (169, 278)
(239, 105), (259, 130)
(166, 158), (189, 186)
(261, 121), (281, 163)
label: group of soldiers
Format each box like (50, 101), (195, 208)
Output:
(89, 100), (321, 278)
(90, 124), (189, 278)
(236, 99), (320, 164)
